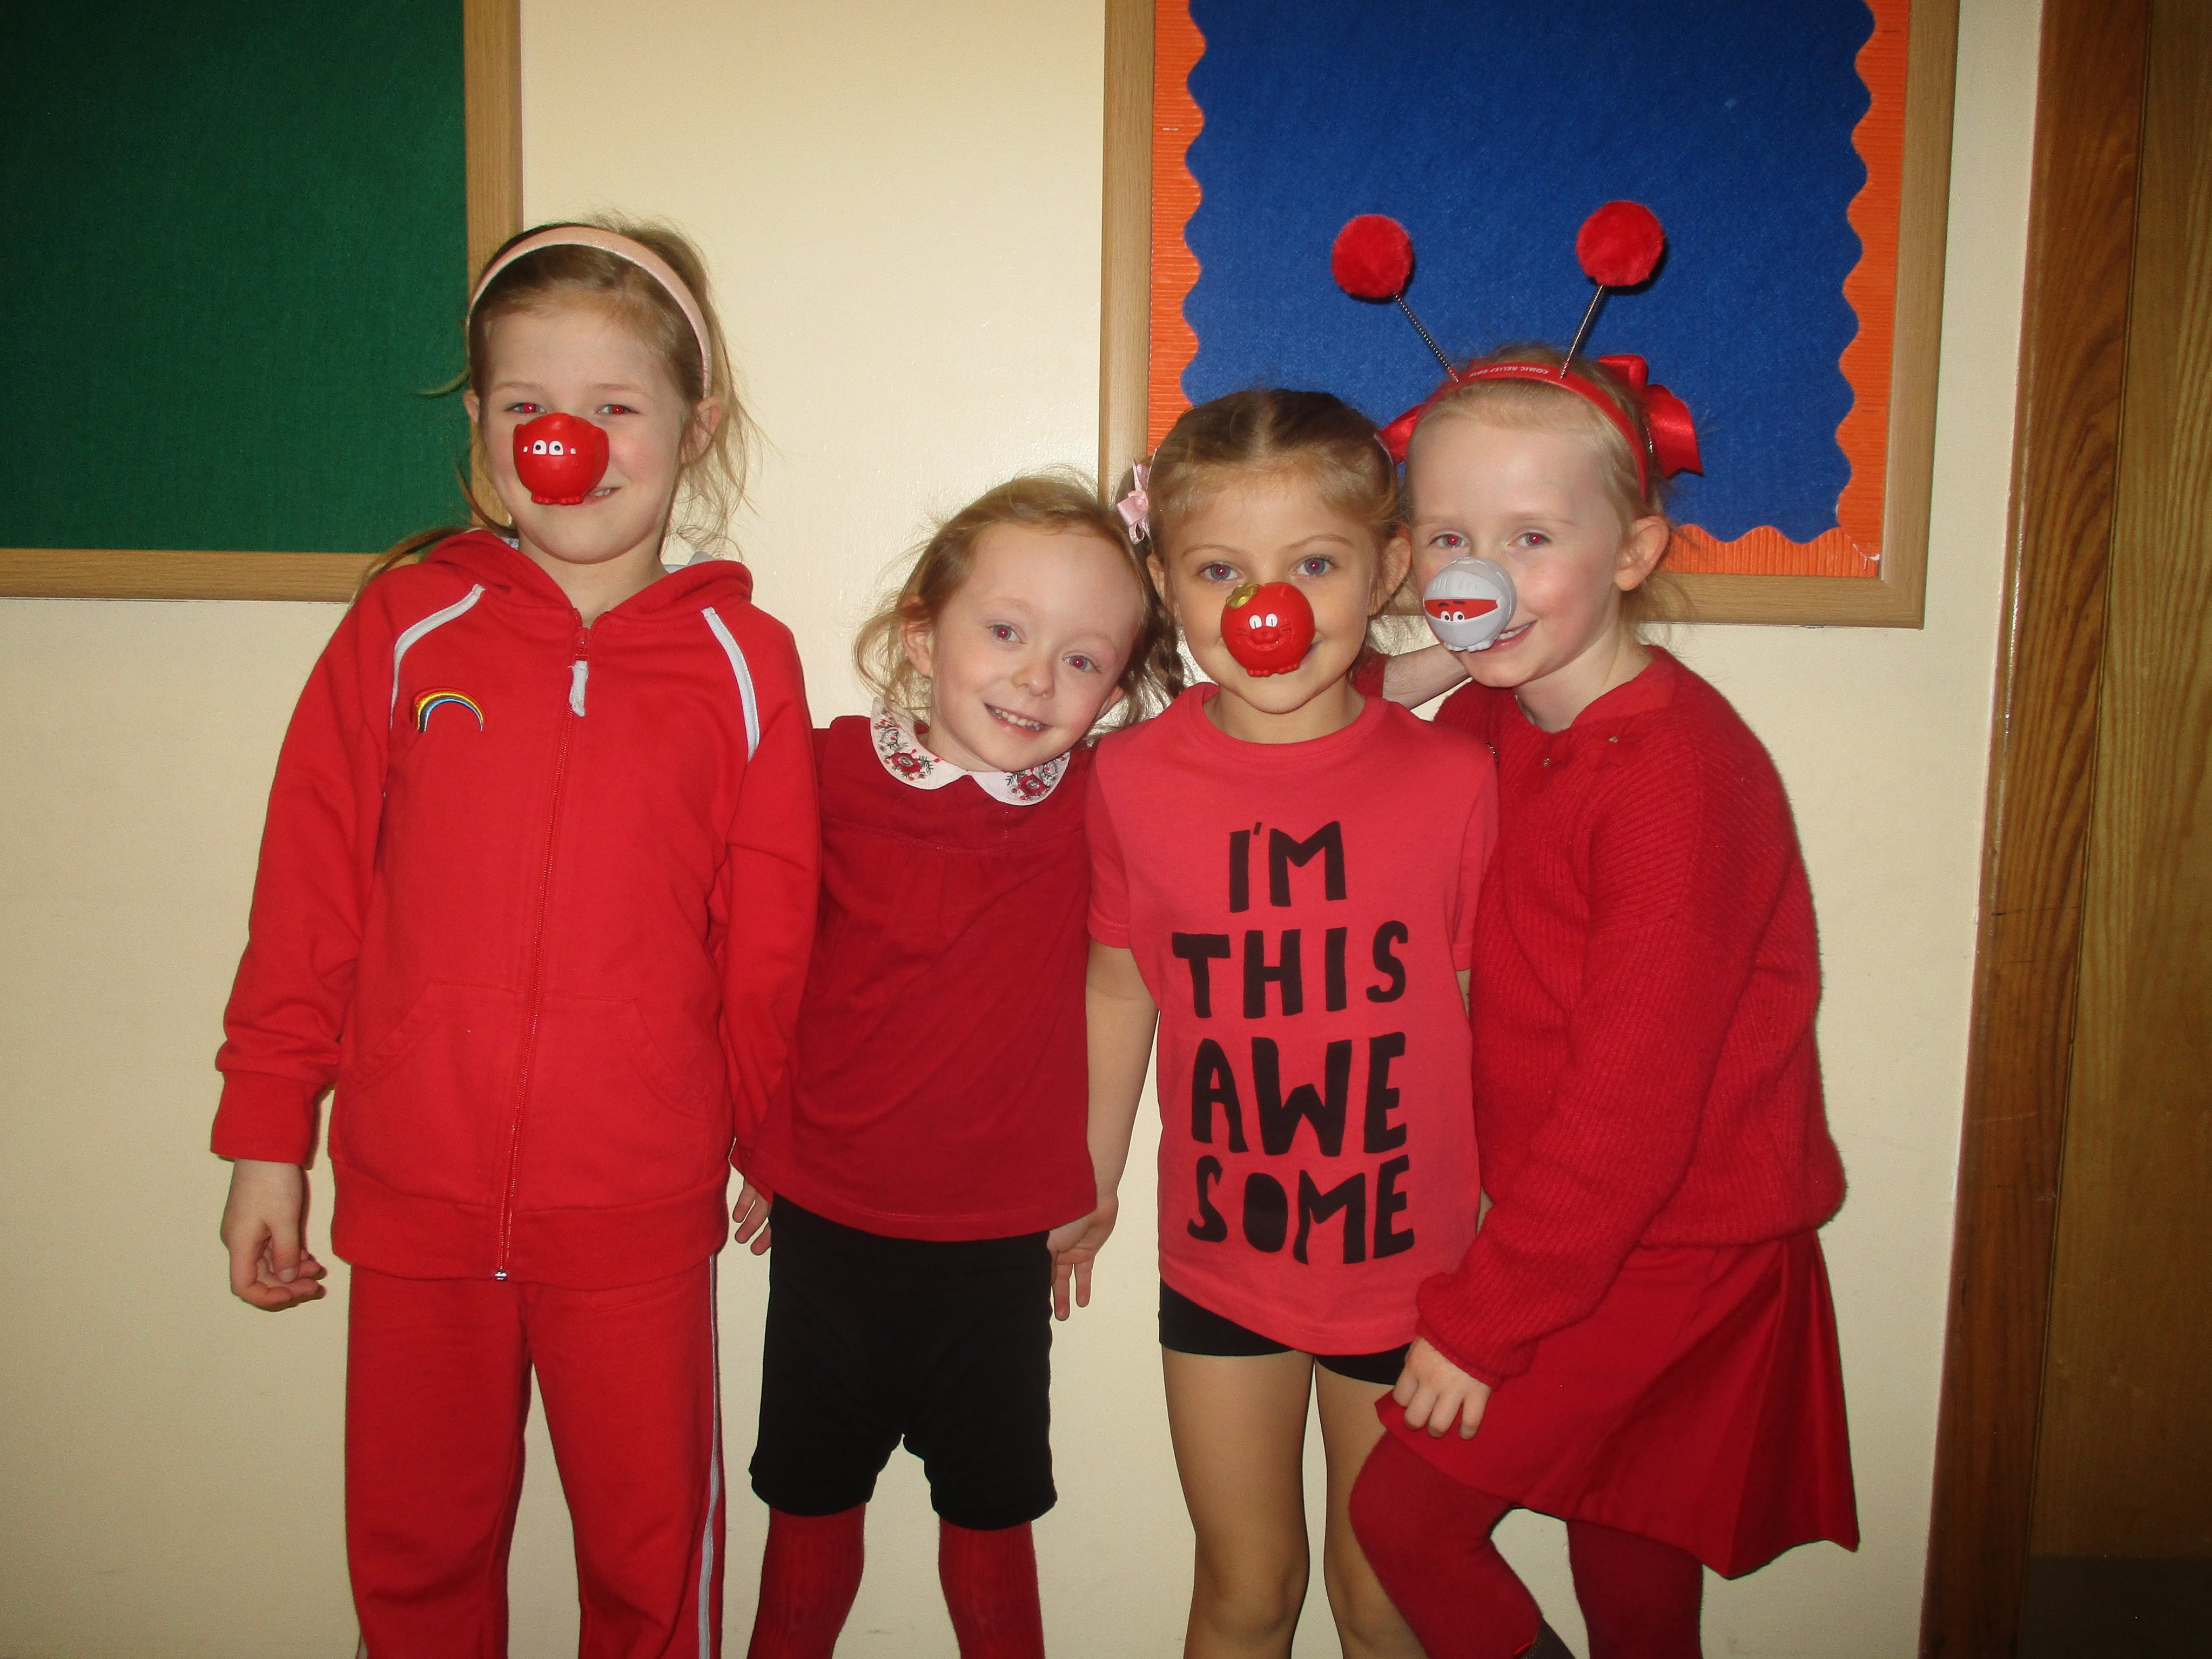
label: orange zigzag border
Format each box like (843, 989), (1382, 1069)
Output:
(1148, 5), (1206, 451)
(1146, 0), (1908, 580)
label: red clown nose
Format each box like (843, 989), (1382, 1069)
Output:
(1220, 581), (1315, 677)
(513, 413), (609, 505)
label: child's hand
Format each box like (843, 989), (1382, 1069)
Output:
(220, 1159), (327, 1311)
(731, 1179), (773, 1255)
(1046, 1194), (1119, 1320)
(1392, 1337), (1491, 1439)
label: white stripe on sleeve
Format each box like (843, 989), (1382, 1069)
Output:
(700, 607), (762, 758)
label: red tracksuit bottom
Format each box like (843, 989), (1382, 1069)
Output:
(346, 1260), (725, 1658)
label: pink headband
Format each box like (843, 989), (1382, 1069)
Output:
(468, 225), (714, 389)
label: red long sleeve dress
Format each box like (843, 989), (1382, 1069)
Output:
(1383, 649), (1858, 1577)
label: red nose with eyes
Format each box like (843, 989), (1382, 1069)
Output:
(513, 413), (610, 505)
(1221, 581), (1316, 677)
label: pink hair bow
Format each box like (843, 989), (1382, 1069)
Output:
(1117, 464), (1152, 541)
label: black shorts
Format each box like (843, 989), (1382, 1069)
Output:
(749, 1199), (1055, 1530)
(1158, 1280), (1410, 1387)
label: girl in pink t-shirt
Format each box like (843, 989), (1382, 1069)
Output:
(1060, 389), (1496, 1658)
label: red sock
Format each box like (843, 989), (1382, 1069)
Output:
(1348, 1434), (1542, 1659)
(746, 1506), (865, 1659)
(937, 1519), (1045, 1659)
(1567, 1520), (1703, 1659)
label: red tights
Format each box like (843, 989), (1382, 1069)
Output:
(745, 1507), (1044, 1659)
(1350, 1434), (1704, 1659)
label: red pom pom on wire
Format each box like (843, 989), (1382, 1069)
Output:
(1575, 201), (1665, 288)
(1332, 214), (1415, 300)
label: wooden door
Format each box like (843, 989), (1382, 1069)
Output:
(1923, 0), (2212, 1649)
(2026, 0), (2212, 1568)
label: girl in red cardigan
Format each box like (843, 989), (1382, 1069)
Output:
(213, 220), (819, 1656)
(737, 472), (1182, 1659)
(1348, 345), (1858, 1659)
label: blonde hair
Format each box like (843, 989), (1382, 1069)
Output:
(1409, 342), (1679, 627)
(1144, 388), (1399, 545)
(362, 215), (755, 590)
(854, 469), (1184, 732)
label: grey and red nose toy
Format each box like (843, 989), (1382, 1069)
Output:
(513, 413), (609, 505)
(1420, 557), (1517, 652)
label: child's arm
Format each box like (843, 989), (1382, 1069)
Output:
(731, 724), (837, 1260)
(714, 617), (821, 1215)
(1379, 643), (1471, 708)
(1396, 843), (1485, 1422)
(214, 598), (398, 1306)
(1047, 941), (1158, 1319)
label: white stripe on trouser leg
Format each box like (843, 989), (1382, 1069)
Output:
(700, 1257), (722, 1655)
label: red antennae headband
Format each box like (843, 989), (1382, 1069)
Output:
(1334, 201), (1703, 493)
(1376, 355), (1702, 491)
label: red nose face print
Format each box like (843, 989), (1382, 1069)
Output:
(1220, 581), (1316, 677)
(512, 413), (609, 505)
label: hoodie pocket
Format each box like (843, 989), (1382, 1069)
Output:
(334, 983), (523, 1203)
(516, 995), (728, 1210)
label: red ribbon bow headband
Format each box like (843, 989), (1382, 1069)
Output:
(1333, 202), (1703, 491)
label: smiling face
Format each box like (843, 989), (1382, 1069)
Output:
(465, 299), (720, 609)
(1406, 414), (1669, 730)
(1151, 470), (1408, 743)
(902, 524), (1148, 774)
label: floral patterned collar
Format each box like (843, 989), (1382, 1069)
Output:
(870, 704), (1067, 805)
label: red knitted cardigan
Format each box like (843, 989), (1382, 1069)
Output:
(1420, 649), (1845, 1384)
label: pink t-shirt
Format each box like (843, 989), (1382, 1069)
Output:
(1088, 686), (1498, 1353)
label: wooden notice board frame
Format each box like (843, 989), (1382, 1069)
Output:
(0, 0), (520, 604)
(1098, 0), (1959, 628)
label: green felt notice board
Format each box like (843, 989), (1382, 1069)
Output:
(1, 0), (519, 599)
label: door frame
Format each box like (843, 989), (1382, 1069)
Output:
(1920, 0), (2151, 1650)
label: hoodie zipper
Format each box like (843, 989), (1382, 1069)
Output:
(494, 618), (591, 1279)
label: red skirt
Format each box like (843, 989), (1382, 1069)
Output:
(1379, 1231), (1858, 1578)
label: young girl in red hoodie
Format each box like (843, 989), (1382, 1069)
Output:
(1347, 345), (1858, 1659)
(212, 219), (818, 1657)
(736, 472), (1182, 1659)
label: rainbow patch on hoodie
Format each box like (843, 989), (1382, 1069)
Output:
(414, 689), (483, 732)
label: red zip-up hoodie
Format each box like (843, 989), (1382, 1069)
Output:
(212, 531), (818, 1288)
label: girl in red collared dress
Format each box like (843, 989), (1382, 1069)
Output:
(738, 471), (1182, 1659)
(1349, 346), (1857, 1659)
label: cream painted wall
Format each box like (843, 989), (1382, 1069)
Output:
(0, 1), (2038, 1653)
